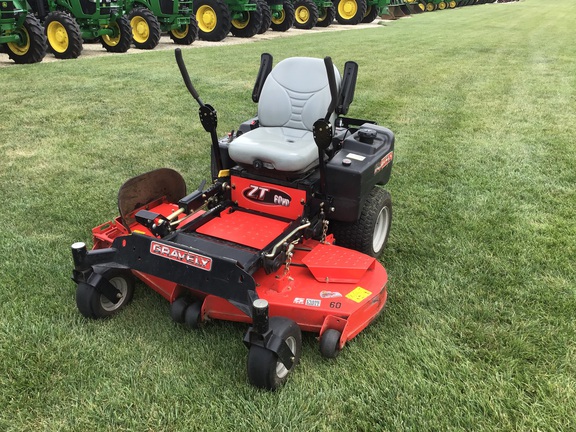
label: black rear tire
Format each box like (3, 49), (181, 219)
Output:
(270, 0), (295, 32)
(230, 0), (263, 38)
(334, 0), (367, 25)
(169, 16), (199, 45)
(246, 317), (302, 390)
(330, 187), (392, 257)
(257, 0), (272, 33)
(6, 14), (47, 64)
(128, 7), (162, 50)
(293, 0), (319, 29)
(316, 4), (335, 27)
(44, 11), (83, 59)
(361, 4), (379, 22)
(195, 0), (231, 41)
(101, 16), (132, 53)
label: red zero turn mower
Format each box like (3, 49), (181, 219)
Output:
(71, 49), (395, 390)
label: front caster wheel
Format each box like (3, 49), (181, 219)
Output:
(247, 317), (302, 390)
(75, 269), (135, 319)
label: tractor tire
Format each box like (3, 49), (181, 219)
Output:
(101, 16), (133, 53)
(246, 317), (302, 390)
(44, 11), (83, 59)
(334, 0), (367, 25)
(6, 14), (47, 64)
(257, 0), (272, 34)
(330, 187), (392, 258)
(270, 0), (295, 32)
(169, 16), (199, 45)
(230, 0), (263, 38)
(361, 4), (379, 22)
(316, 4), (335, 27)
(293, 0), (318, 29)
(128, 7), (162, 50)
(195, 0), (231, 41)
(438, 1), (447, 9)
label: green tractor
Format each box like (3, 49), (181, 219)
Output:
(261, 0), (294, 33)
(332, 0), (386, 25)
(292, 0), (334, 29)
(29, 0), (132, 59)
(0, 0), (46, 63)
(333, 0), (365, 25)
(193, 0), (265, 41)
(333, 0), (385, 25)
(419, 0), (453, 11)
(125, 0), (198, 49)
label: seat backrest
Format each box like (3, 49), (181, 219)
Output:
(257, 57), (342, 131)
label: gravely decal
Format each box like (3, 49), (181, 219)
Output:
(150, 241), (212, 271)
(374, 151), (394, 175)
(243, 184), (292, 207)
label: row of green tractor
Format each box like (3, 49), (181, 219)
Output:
(1, 0), (516, 64)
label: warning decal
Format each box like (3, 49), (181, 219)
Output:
(346, 287), (372, 303)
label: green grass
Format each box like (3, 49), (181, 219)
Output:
(1, 0), (575, 430)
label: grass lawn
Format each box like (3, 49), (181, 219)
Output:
(1, 0), (575, 430)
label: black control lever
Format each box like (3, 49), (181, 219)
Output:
(175, 48), (223, 174)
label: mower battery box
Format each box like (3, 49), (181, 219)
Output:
(326, 124), (394, 222)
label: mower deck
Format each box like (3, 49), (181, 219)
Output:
(91, 191), (388, 349)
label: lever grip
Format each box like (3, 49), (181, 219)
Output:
(323, 56), (338, 121)
(175, 48), (201, 104)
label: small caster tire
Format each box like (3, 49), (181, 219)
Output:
(170, 297), (189, 323)
(184, 302), (202, 329)
(320, 329), (342, 359)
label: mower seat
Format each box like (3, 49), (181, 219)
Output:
(228, 57), (342, 173)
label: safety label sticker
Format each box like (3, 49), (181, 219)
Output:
(346, 287), (372, 303)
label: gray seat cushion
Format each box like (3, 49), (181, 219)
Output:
(229, 57), (341, 172)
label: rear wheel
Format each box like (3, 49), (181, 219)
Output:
(128, 7), (161, 49)
(75, 269), (135, 319)
(330, 187), (392, 258)
(361, 4), (379, 22)
(246, 317), (302, 390)
(230, 0), (263, 38)
(316, 4), (335, 27)
(169, 16), (199, 45)
(6, 14), (47, 64)
(195, 0), (231, 41)
(101, 16), (132, 53)
(44, 11), (83, 59)
(438, 1), (447, 9)
(270, 0), (295, 32)
(425, 2), (435, 11)
(293, 0), (318, 29)
(257, 0), (272, 33)
(334, 0), (367, 25)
